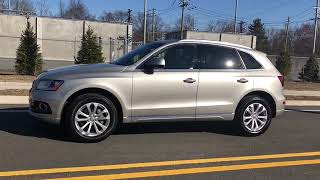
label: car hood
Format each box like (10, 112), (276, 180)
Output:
(38, 63), (127, 80)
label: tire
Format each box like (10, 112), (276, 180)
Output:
(234, 96), (272, 136)
(64, 93), (118, 142)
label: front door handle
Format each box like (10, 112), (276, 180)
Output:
(183, 78), (196, 83)
(237, 78), (248, 83)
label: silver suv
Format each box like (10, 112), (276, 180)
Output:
(29, 40), (285, 142)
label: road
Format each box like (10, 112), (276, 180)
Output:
(0, 105), (319, 180)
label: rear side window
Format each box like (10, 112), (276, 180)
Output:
(198, 45), (244, 69)
(238, 51), (262, 69)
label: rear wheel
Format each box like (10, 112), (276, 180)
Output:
(65, 93), (118, 142)
(234, 96), (272, 136)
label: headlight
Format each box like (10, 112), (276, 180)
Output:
(36, 80), (64, 91)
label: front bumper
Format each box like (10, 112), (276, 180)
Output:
(29, 88), (64, 125)
(29, 109), (60, 124)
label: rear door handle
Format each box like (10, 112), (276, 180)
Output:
(183, 78), (196, 83)
(237, 78), (248, 83)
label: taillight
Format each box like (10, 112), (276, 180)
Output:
(278, 75), (284, 86)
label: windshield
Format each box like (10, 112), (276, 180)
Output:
(112, 42), (167, 66)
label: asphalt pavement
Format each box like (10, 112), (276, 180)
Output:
(0, 105), (319, 180)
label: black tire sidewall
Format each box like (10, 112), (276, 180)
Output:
(236, 96), (272, 136)
(66, 93), (118, 142)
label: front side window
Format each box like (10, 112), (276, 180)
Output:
(238, 51), (262, 69)
(198, 45), (244, 69)
(112, 42), (166, 66)
(150, 44), (197, 69)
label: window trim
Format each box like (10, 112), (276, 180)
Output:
(137, 43), (199, 70)
(197, 44), (246, 70)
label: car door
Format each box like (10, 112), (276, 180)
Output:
(131, 44), (199, 121)
(196, 44), (254, 120)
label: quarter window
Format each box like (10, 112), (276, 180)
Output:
(198, 45), (244, 69)
(238, 51), (262, 69)
(151, 45), (197, 69)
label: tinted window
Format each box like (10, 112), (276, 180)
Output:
(198, 45), (244, 69)
(238, 51), (262, 69)
(112, 42), (166, 66)
(151, 45), (196, 69)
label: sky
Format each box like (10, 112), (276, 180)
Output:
(46, 0), (317, 30)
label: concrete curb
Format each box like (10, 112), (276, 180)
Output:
(284, 90), (320, 97)
(0, 96), (320, 107)
(0, 96), (29, 105)
(285, 100), (320, 106)
(0, 82), (32, 90)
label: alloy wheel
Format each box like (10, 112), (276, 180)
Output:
(242, 103), (268, 133)
(74, 102), (110, 137)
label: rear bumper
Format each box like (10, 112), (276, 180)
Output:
(275, 96), (286, 117)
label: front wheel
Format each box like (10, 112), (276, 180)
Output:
(234, 96), (272, 136)
(65, 93), (118, 142)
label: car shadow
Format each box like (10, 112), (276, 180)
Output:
(0, 107), (70, 142)
(0, 107), (241, 142)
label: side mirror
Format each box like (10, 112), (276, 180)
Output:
(144, 57), (165, 69)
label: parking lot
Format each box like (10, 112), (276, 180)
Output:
(0, 105), (319, 179)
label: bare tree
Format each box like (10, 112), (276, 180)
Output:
(0, 0), (7, 9)
(206, 20), (234, 33)
(36, 0), (51, 16)
(132, 12), (165, 42)
(58, 0), (94, 20)
(58, 0), (65, 17)
(100, 10), (127, 23)
(10, 0), (35, 12)
(206, 20), (216, 32)
(174, 14), (196, 31)
(292, 23), (314, 57)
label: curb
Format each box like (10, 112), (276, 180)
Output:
(285, 100), (320, 106)
(0, 96), (29, 105)
(0, 82), (32, 90)
(0, 96), (320, 107)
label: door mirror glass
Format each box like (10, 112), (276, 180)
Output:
(144, 57), (165, 69)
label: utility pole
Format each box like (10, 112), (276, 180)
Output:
(284, 17), (290, 52)
(127, 9), (132, 40)
(313, 0), (319, 54)
(180, 0), (188, 39)
(143, 0), (147, 44)
(234, 0), (238, 33)
(152, 8), (155, 41)
(126, 9), (132, 53)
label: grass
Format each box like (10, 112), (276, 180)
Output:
(284, 81), (320, 91)
(0, 75), (35, 82)
(0, 89), (29, 96)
